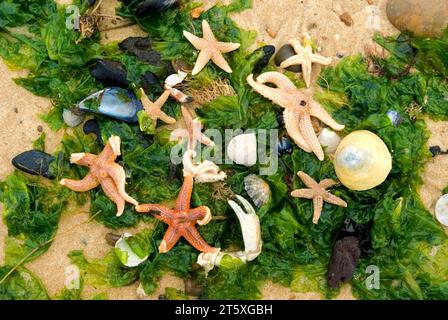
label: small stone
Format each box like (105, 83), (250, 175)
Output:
(190, 6), (203, 19)
(307, 22), (318, 30)
(275, 44), (302, 73)
(37, 125), (43, 132)
(63, 108), (85, 127)
(13, 108), (18, 113)
(367, 0), (374, 4)
(340, 12), (354, 26)
(266, 26), (278, 38)
(336, 52), (345, 59)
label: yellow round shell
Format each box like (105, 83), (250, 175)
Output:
(334, 130), (392, 191)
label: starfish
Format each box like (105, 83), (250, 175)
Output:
(280, 33), (332, 88)
(291, 171), (347, 224)
(182, 150), (226, 183)
(247, 71), (344, 161)
(135, 174), (220, 253)
(183, 20), (240, 75)
(139, 88), (176, 127)
(170, 106), (214, 151)
(60, 136), (138, 217)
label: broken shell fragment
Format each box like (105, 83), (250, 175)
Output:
(115, 233), (149, 267)
(318, 128), (341, 153)
(12, 150), (55, 179)
(78, 87), (143, 123)
(244, 174), (271, 208)
(334, 130), (392, 191)
(197, 195), (262, 272)
(227, 133), (257, 166)
(182, 150), (226, 183)
(63, 108), (85, 128)
(435, 194), (448, 226)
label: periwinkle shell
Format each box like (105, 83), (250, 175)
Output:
(275, 44), (302, 73)
(12, 150), (55, 179)
(78, 87), (143, 123)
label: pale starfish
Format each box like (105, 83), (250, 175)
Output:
(170, 105), (214, 151)
(139, 88), (176, 126)
(136, 174), (220, 253)
(182, 150), (226, 183)
(291, 171), (347, 224)
(247, 71), (344, 161)
(60, 136), (138, 217)
(183, 20), (240, 75)
(280, 33), (332, 88)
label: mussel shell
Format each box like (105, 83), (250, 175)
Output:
(12, 150), (55, 179)
(253, 45), (276, 74)
(90, 60), (129, 88)
(276, 137), (293, 156)
(275, 44), (302, 73)
(83, 119), (103, 145)
(136, 0), (179, 16)
(326, 236), (360, 289)
(78, 87), (143, 123)
(119, 37), (165, 66)
(140, 71), (160, 93)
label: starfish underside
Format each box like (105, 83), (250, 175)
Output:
(136, 174), (220, 253)
(280, 34), (332, 88)
(291, 171), (347, 224)
(247, 71), (344, 161)
(60, 136), (138, 216)
(183, 20), (240, 75)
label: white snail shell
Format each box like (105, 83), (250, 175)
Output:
(435, 194), (448, 227)
(334, 130), (392, 191)
(318, 128), (341, 153)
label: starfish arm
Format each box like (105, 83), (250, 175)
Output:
(135, 204), (174, 216)
(255, 71), (297, 91)
(312, 196), (324, 224)
(199, 133), (215, 146)
(188, 206), (212, 226)
(297, 171), (319, 189)
(100, 176), (126, 217)
(106, 164), (138, 206)
(310, 101), (345, 131)
(291, 188), (315, 199)
(60, 174), (99, 192)
(192, 49), (212, 75)
(283, 108), (312, 152)
(176, 173), (194, 211)
(216, 41), (240, 53)
(158, 226), (182, 253)
(99, 136), (121, 162)
(157, 110), (177, 125)
(181, 225), (220, 253)
(298, 112), (324, 161)
(319, 178), (338, 189)
(323, 192), (348, 208)
(288, 39), (306, 55)
(280, 55), (306, 69)
(247, 74), (291, 108)
(311, 53), (332, 65)
(211, 51), (233, 73)
(301, 60), (313, 88)
(201, 19), (216, 42)
(183, 30), (206, 50)
(70, 153), (97, 167)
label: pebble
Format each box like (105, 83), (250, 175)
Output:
(340, 12), (354, 26)
(266, 26), (278, 38)
(37, 125), (43, 132)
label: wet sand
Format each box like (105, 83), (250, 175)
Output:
(0, 0), (446, 300)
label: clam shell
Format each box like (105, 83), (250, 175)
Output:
(227, 133), (257, 166)
(115, 233), (149, 267)
(334, 130), (392, 191)
(244, 174), (271, 207)
(435, 194), (448, 227)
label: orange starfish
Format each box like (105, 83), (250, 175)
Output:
(247, 71), (344, 161)
(183, 20), (240, 75)
(291, 171), (347, 224)
(135, 174), (220, 253)
(60, 136), (138, 217)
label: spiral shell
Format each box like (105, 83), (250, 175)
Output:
(244, 174), (271, 207)
(334, 130), (392, 191)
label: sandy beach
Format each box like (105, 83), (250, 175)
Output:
(0, 0), (446, 300)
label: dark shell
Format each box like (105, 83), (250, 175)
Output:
(119, 37), (164, 66)
(87, 0), (96, 5)
(277, 137), (293, 156)
(429, 146), (448, 156)
(78, 87), (143, 123)
(12, 150), (55, 179)
(275, 44), (302, 73)
(140, 71), (161, 93)
(136, 0), (179, 17)
(326, 236), (361, 289)
(90, 60), (129, 88)
(338, 219), (373, 256)
(252, 45), (276, 74)
(276, 111), (284, 126)
(83, 119), (103, 145)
